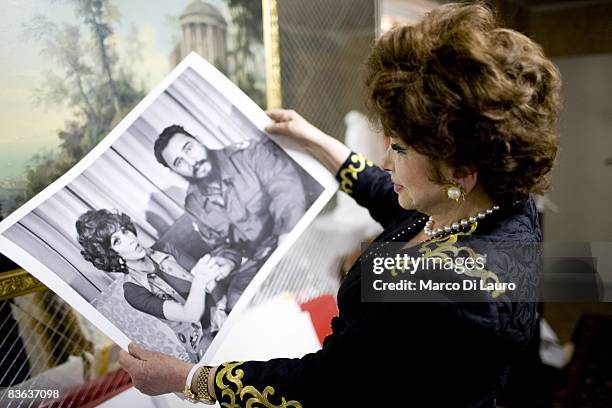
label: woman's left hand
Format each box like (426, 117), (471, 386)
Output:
(211, 256), (234, 280)
(118, 343), (193, 396)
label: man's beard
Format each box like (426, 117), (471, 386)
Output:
(192, 159), (208, 178)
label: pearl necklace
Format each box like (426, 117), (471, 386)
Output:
(424, 204), (500, 239)
(360, 215), (429, 260)
(357, 204), (500, 263)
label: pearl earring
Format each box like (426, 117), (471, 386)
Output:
(446, 182), (465, 202)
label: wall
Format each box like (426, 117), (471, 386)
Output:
(544, 53), (612, 242)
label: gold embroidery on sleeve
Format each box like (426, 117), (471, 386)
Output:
(216, 362), (244, 407)
(338, 153), (373, 195)
(216, 362), (303, 408)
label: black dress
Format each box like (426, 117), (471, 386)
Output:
(211, 152), (541, 407)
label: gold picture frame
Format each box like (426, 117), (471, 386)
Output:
(0, 268), (45, 300)
(263, 0), (282, 109)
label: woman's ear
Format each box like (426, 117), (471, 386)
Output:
(452, 167), (478, 195)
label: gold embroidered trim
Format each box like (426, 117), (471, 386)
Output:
(389, 223), (506, 298)
(419, 224), (505, 298)
(216, 362), (303, 408)
(338, 153), (373, 195)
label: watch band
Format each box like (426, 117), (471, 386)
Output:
(196, 366), (214, 402)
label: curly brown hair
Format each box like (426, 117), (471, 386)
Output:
(76, 209), (137, 273)
(365, 2), (561, 205)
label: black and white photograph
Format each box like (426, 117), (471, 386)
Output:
(0, 54), (336, 363)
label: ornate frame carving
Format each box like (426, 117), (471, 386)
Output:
(0, 268), (46, 300)
(263, 0), (282, 109)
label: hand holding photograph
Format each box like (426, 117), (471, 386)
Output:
(0, 53), (337, 364)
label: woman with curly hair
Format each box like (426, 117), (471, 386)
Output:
(76, 209), (229, 360)
(118, 3), (561, 406)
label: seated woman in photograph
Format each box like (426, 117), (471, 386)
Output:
(76, 209), (231, 359)
(117, 3), (561, 406)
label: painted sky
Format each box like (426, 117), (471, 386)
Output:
(0, 0), (226, 181)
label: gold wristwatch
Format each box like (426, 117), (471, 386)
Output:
(183, 365), (215, 405)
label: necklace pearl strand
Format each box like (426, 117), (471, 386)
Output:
(362, 216), (428, 260)
(359, 204), (500, 261)
(424, 204), (500, 239)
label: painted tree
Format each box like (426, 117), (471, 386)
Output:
(65, 0), (122, 116)
(26, 17), (102, 145)
(227, 0), (265, 108)
(17, 1), (145, 205)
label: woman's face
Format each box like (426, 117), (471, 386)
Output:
(382, 137), (447, 213)
(109, 228), (146, 262)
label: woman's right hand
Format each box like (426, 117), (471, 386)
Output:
(265, 109), (327, 147)
(190, 254), (221, 290)
(265, 109), (351, 174)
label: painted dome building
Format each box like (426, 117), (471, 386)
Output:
(171, 0), (228, 68)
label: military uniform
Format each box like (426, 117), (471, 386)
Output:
(185, 138), (307, 267)
(210, 152), (540, 407)
(184, 138), (307, 313)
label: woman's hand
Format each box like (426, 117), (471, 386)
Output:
(190, 254), (222, 289)
(164, 255), (220, 323)
(118, 343), (193, 396)
(211, 256), (235, 281)
(265, 109), (327, 147)
(265, 109), (350, 174)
